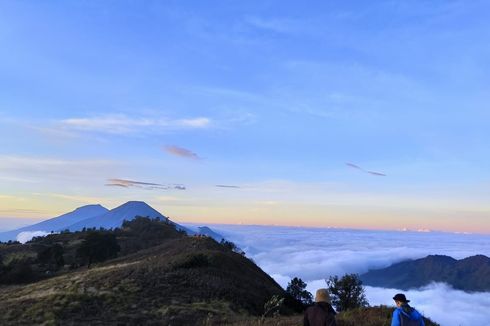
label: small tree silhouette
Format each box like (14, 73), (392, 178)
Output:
(286, 277), (313, 305)
(326, 273), (368, 311)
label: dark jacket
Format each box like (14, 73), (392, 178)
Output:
(303, 302), (337, 326)
(391, 304), (425, 326)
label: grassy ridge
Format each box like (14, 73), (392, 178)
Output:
(0, 236), (286, 325)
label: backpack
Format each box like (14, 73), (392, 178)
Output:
(399, 308), (423, 326)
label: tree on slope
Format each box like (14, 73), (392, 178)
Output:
(326, 273), (368, 311)
(286, 277), (313, 305)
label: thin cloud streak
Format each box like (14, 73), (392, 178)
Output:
(164, 146), (200, 160)
(367, 171), (387, 176)
(346, 162), (386, 177)
(215, 184), (241, 189)
(58, 114), (211, 134)
(105, 178), (186, 190)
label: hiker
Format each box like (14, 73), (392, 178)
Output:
(303, 288), (337, 326)
(391, 293), (425, 326)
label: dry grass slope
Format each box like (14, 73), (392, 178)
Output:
(0, 236), (285, 325)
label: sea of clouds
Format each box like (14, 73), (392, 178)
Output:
(199, 225), (490, 326)
(16, 231), (50, 244)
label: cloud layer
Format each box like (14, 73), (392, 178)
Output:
(208, 225), (490, 326)
(16, 231), (50, 244)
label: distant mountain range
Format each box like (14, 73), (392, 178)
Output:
(0, 201), (194, 242)
(361, 254), (490, 292)
(0, 204), (108, 242)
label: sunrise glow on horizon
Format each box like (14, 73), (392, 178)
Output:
(1, 1), (490, 234)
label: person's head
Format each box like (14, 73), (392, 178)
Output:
(393, 293), (410, 307)
(315, 288), (331, 304)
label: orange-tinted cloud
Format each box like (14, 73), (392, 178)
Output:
(164, 145), (200, 160)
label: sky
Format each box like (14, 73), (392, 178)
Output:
(1, 0), (490, 233)
(207, 224), (490, 326)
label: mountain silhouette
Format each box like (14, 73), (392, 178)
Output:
(67, 201), (192, 234)
(361, 254), (490, 292)
(0, 202), (194, 242)
(0, 204), (109, 242)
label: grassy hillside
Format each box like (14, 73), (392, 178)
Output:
(0, 218), (439, 325)
(0, 231), (288, 324)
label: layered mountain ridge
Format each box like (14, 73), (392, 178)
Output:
(361, 254), (490, 292)
(0, 201), (193, 242)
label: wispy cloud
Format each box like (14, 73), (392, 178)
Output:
(164, 145), (200, 160)
(215, 184), (241, 189)
(58, 114), (211, 134)
(106, 178), (186, 190)
(346, 162), (386, 176)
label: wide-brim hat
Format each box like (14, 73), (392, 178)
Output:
(315, 289), (331, 304)
(393, 293), (410, 303)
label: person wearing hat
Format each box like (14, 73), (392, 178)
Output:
(303, 288), (337, 326)
(391, 293), (425, 326)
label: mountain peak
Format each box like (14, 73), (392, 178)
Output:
(74, 204), (106, 211)
(66, 201), (170, 231)
(111, 201), (162, 215)
(120, 201), (151, 207)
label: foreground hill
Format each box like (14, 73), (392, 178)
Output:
(0, 218), (289, 325)
(361, 254), (490, 292)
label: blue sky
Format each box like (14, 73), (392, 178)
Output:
(1, 0), (490, 233)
